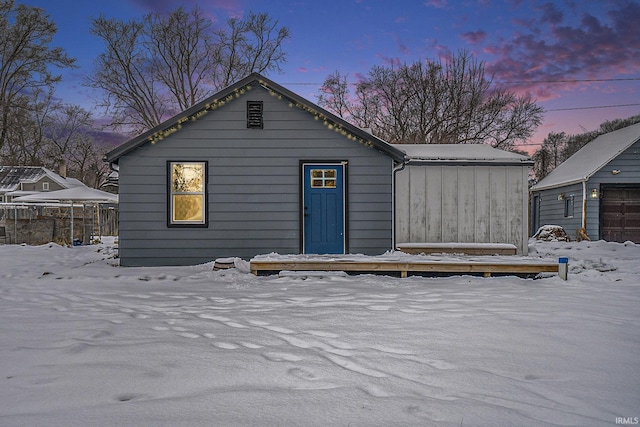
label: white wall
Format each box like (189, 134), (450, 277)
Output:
(395, 164), (530, 254)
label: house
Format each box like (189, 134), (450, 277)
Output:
(105, 73), (533, 267)
(530, 122), (640, 243)
(393, 144), (532, 255)
(0, 166), (84, 203)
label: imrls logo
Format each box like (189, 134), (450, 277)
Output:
(616, 417), (639, 425)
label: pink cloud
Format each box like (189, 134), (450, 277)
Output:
(132, 0), (243, 18)
(461, 30), (487, 44)
(485, 1), (640, 97)
(375, 54), (403, 68)
(424, 0), (447, 8)
(392, 34), (411, 55)
(538, 2), (563, 25)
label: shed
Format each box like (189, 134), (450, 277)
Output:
(530, 122), (640, 243)
(393, 144), (533, 255)
(105, 73), (405, 266)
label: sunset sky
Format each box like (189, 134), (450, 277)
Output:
(22, 0), (640, 152)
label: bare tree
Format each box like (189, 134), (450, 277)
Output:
(0, 0), (75, 152)
(147, 7), (213, 112)
(68, 134), (114, 188)
(45, 103), (93, 170)
(532, 132), (567, 180)
(0, 86), (54, 165)
(88, 16), (166, 133)
(209, 12), (290, 89)
(319, 51), (543, 149)
(88, 6), (290, 133)
(0, 85), (111, 187)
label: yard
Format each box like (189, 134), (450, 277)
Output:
(0, 238), (638, 426)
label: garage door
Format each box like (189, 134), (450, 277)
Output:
(601, 187), (640, 243)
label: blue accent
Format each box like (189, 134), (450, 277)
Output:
(558, 257), (569, 263)
(303, 164), (344, 254)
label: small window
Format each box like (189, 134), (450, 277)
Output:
(310, 169), (337, 188)
(247, 101), (263, 128)
(168, 162), (207, 226)
(564, 195), (574, 218)
(42, 182), (49, 191)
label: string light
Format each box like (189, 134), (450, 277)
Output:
(146, 80), (376, 150)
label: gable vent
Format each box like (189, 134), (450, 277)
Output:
(247, 101), (263, 129)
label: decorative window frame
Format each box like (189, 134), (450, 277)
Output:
(167, 161), (208, 228)
(42, 182), (49, 191)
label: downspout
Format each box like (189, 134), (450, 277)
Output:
(581, 180), (587, 229)
(392, 158), (407, 251)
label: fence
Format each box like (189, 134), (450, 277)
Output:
(0, 203), (118, 245)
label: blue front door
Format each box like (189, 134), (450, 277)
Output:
(303, 163), (345, 254)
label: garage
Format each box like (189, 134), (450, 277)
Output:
(530, 123), (640, 242)
(601, 186), (640, 243)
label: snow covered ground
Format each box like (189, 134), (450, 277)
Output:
(1, 238), (638, 426)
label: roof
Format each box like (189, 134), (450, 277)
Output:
(14, 186), (118, 203)
(104, 73), (406, 164)
(531, 122), (640, 191)
(392, 144), (533, 165)
(0, 166), (75, 193)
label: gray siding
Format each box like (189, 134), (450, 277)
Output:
(586, 139), (640, 239)
(118, 85), (394, 266)
(396, 164), (530, 254)
(533, 183), (584, 238)
(532, 140), (640, 240)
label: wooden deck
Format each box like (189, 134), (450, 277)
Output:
(250, 254), (559, 278)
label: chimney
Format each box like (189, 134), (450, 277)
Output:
(59, 160), (67, 178)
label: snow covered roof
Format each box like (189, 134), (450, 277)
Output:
(531, 122), (640, 191)
(391, 144), (532, 165)
(13, 186), (118, 203)
(0, 166), (86, 193)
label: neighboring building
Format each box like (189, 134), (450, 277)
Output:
(0, 166), (83, 203)
(105, 73), (534, 266)
(393, 144), (533, 255)
(530, 122), (640, 242)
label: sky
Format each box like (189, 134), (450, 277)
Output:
(1, 234), (639, 425)
(20, 0), (640, 152)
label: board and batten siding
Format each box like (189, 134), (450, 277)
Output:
(395, 164), (529, 254)
(118, 85), (394, 266)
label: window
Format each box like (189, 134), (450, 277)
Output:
(310, 169), (337, 188)
(247, 101), (263, 128)
(564, 195), (574, 218)
(168, 162), (207, 226)
(42, 182), (49, 191)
